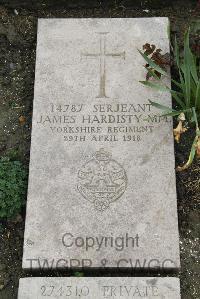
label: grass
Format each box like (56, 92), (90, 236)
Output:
(139, 29), (200, 170)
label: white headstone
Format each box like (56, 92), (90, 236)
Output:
(18, 277), (181, 299)
(23, 18), (180, 270)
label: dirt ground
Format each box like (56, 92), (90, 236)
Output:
(0, 2), (199, 299)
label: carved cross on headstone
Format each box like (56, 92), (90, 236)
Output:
(82, 32), (125, 98)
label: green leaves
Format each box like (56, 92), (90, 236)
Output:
(183, 30), (191, 108)
(195, 80), (200, 110)
(140, 28), (200, 120)
(138, 49), (168, 76)
(139, 80), (169, 92)
(174, 36), (180, 69)
(184, 30), (198, 84)
(139, 29), (200, 170)
(148, 100), (174, 112)
(176, 136), (198, 171)
(0, 157), (27, 219)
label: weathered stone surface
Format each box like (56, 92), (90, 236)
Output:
(22, 18), (180, 270)
(18, 277), (181, 298)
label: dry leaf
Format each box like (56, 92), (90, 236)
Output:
(19, 115), (26, 125)
(195, 137), (200, 157)
(173, 121), (187, 143)
(143, 43), (156, 55)
(142, 43), (170, 80)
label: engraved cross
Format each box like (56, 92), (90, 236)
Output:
(82, 32), (125, 98)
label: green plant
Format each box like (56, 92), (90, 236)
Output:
(139, 29), (200, 171)
(0, 157), (27, 219)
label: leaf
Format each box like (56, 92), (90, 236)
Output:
(152, 51), (170, 67)
(139, 81), (169, 92)
(183, 29), (194, 108)
(195, 80), (200, 109)
(161, 110), (185, 117)
(143, 43), (156, 55)
(176, 136), (197, 171)
(0, 158), (27, 219)
(138, 49), (168, 76)
(185, 29), (198, 84)
(148, 100), (174, 112)
(167, 20), (171, 40)
(174, 36), (180, 69)
(74, 272), (84, 277)
(170, 90), (186, 109)
(190, 77), (198, 104)
(145, 67), (161, 80)
(192, 107), (198, 129)
(162, 107), (192, 117)
(141, 80), (186, 110)
(171, 78), (182, 89)
(179, 69), (186, 97)
(19, 115), (26, 126)
(141, 44), (170, 81)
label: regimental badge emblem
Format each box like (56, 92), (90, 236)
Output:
(77, 148), (127, 211)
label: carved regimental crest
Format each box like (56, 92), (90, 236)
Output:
(77, 149), (127, 211)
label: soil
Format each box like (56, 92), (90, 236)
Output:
(0, 2), (199, 299)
